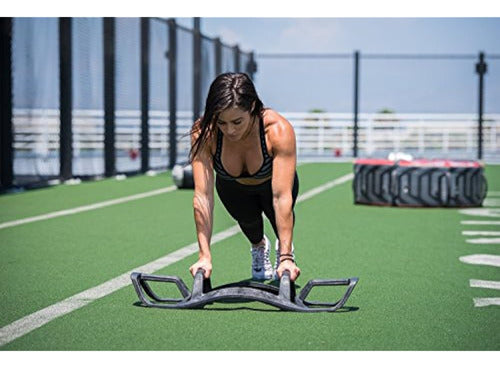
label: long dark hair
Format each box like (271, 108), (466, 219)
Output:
(189, 72), (264, 161)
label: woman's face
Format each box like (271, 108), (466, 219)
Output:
(216, 106), (255, 142)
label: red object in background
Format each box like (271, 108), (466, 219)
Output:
(129, 149), (139, 160)
(354, 158), (483, 168)
(334, 148), (342, 157)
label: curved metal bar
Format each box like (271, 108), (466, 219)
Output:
(130, 269), (359, 312)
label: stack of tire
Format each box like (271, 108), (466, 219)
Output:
(353, 159), (487, 207)
(172, 163), (194, 189)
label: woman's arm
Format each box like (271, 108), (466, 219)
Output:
(189, 127), (215, 278)
(269, 114), (301, 281)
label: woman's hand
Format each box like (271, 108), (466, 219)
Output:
(276, 259), (301, 281)
(189, 257), (213, 279)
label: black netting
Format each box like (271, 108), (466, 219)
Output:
(362, 58), (476, 114)
(72, 17), (104, 177)
(222, 45), (235, 73)
(240, 52), (250, 75)
(149, 18), (169, 170)
(115, 18), (141, 173)
(200, 37), (216, 113)
(484, 58), (500, 160)
(12, 18), (60, 185)
(176, 27), (193, 161)
(256, 57), (352, 113)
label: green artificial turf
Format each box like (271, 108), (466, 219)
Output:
(0, 172), (174, 223)
(1, 162), (498, 350)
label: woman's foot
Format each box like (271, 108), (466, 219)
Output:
(251, 235), (273, 280)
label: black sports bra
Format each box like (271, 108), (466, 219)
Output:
(213, 117), (273, 180)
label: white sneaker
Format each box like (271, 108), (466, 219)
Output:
(273, 240), (295, 280)
(251, 235), (273, 280)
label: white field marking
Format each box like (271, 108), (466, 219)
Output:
(473, 298), (500, 307)
(0, 186), (177, 231)
(459, 254), (500, 267)
(466, 238), (500, 244)
(461, 221), (500, 225)
(483, 198), (500, 207)
(470, 279), (500, 290)
(462, 231), (500, 236)
(0, 172), (354, 347)
(296, 173), (354, 202)
(458, 208), (500, 218)
(1, 164), (312, 231)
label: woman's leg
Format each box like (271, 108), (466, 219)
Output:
(216, 176), (274, 280)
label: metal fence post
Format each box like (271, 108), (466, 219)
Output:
(193, 18), (202, 121)
(0, 17), (13, 189)
(141, 17), (150, 173)
(215, 37), (222, 76)
(353, 50), (360, 158)
(234, 45), (240, 72)
(247, 51), (257, 80)
(167, 18), (177, 169)
(475, 51), (487, 160)
(59, 17), (73, 181)
(103, 17), (116, 177)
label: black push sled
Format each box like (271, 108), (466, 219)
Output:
(131, 269), (359, 312)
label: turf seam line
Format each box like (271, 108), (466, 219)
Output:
(0, 186), (177, 230)
(0, 172), (353, 347)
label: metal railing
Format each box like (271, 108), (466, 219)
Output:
(12, 110), (500, 176)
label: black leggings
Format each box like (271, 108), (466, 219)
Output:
(215, 172), (299, 244)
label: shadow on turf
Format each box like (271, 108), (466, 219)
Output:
(132, 300), (358, 313)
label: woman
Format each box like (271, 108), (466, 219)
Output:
(188, 73), (301, 282)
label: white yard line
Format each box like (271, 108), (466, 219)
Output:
(0, 186), (178, 230)
(469, 279), (500, 290)
(473, 298), (500, 307)
(459, 254), (500, 267)
(483, 198), (500, 207)
(465, 238), (500, 244)
(0, 163), (314, 231)
(462, 231), (500, 236)
(461, 221), (500, 225)
(458, 208), (500, 218)
(0, 172), (353, 347)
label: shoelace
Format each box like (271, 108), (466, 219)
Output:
(252, 246), (269, 268)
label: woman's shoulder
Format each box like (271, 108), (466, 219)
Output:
(262, 108), (295, 141)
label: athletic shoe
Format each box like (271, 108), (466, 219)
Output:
(251, 235), (273, 280)
(273, 239), (295, 280)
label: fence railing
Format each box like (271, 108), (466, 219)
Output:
(13, 110), (500, 176)
(284, 112), (499, 160)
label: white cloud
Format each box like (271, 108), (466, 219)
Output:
(279, 19), (343, 52)
(215, 26), (246, 48)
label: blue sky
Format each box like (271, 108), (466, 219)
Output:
(178, 17), (500, 113)
(9, 13), (500, 114)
